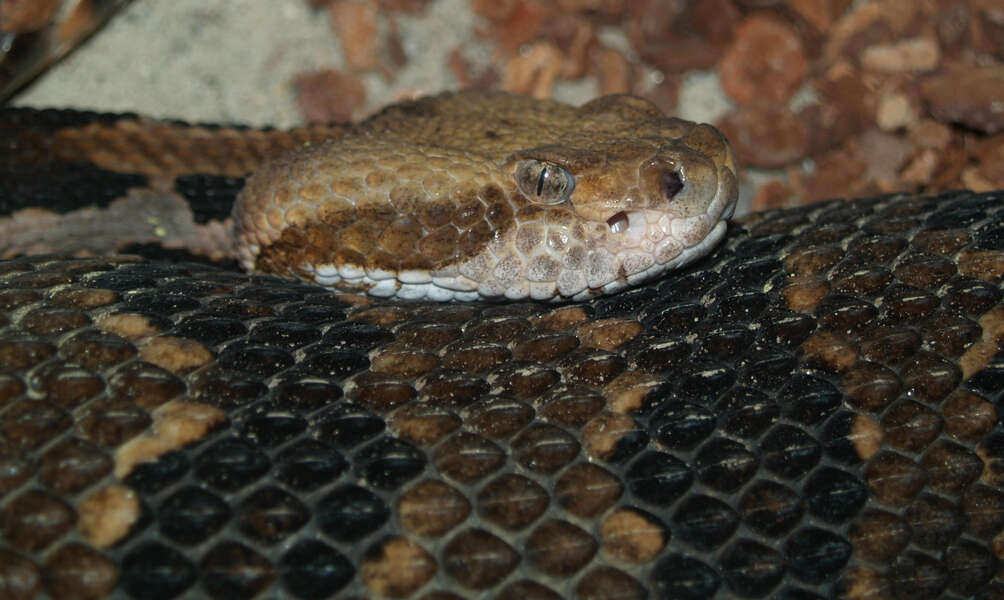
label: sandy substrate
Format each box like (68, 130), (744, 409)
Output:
(12, 0), (483, 127)
(11, 0), (730, 125)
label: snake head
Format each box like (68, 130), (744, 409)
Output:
(494, 98), (739, 300)
(235, 91), (738, 302)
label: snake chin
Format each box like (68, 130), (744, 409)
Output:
(594, 218), (730, 297)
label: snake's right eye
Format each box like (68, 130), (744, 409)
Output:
(515, 160), (575, 205)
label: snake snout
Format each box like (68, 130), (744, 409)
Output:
(639, 156), (689, 211)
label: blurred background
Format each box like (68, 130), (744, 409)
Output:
(2, 0), (1002, 216)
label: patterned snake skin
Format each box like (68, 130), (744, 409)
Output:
(233, 92), (737, 302)
(0, 101), (1003, 599)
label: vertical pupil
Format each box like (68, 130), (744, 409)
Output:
(536, 166), (547, 196)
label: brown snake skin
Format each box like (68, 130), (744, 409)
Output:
(232, 91), (737, 302)
(0, 103), (1003, 599)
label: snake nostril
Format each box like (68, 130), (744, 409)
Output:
(661, 170), (683, 201)
(607, 211), (629, 233)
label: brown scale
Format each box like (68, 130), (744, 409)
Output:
(0, 190), (1002, 600)
(433, 432), (506, 483)
(538, 384), (606, 427)
(441, 528), (519, 589)
(477, 473), (549, 531)
(397, 479), (471, 537)
(494, 580), (562, 600)
(389, 404), (462, 446)
(54, 121), (344, 179)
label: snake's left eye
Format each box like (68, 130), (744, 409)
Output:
(515, 160), (575, 205)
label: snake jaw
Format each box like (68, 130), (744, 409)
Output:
(606, 209), (697, 248)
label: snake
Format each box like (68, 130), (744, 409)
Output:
(0, 92), (1002, 600)
(234, 91), (737, 302)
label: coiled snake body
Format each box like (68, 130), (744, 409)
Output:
(0, 93), (1002, 599)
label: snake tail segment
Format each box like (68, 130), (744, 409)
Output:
(234, 91), (739, 302)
